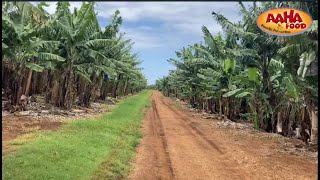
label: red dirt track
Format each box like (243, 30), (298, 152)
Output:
(128, 91), (317, 180)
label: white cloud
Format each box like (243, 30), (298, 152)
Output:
(31, 2), (250, 39)
(120, 26), (164, 50)
(136, 26), (153, 31)
(31, 1), (82, 14)
(30, 1), (253, 84)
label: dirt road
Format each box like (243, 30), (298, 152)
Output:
(128, 91), (317, 180)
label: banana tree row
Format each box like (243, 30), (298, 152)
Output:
(2, 2), (147, 110)
(156, 2), (318, 144)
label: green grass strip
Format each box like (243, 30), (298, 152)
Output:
(2, 90), (152, 180)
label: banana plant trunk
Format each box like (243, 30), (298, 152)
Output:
(305, 90), (318, 144)
(51, 78), (60, 105)
(112, 75), (121, 98)
(219, 97), (222, 120)
(123, 80), (128, 96)
(310, 109), (318, 144)
(11, 67), (24, 106)
(100, 80), (108, 101)
(24, 68), (33, 96)
(277, 111), (283, 134)
(45, 70), (53, 103)
(59, 65), (74, 109)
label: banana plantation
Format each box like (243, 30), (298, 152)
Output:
(155, 2), (318, 144)
(2, 2), (147, 111)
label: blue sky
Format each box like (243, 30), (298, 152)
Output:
(32, 2), (251, 85)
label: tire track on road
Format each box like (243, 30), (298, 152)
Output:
(151, 98), (175, 179)
(160, 98), (223, 154)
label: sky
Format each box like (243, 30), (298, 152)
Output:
(31, 1), (252, 85)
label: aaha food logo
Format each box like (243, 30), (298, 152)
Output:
(257, 8), (313, 36)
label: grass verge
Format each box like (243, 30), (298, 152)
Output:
(2, 90), (152, 180)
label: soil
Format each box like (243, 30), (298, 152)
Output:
(128, 91), (318, 180)
(2, 116), (62, 142)
(1, 95), (118, 153)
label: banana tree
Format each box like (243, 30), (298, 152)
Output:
(43, 2), (117, 109)
(2, 2), (64, 107)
